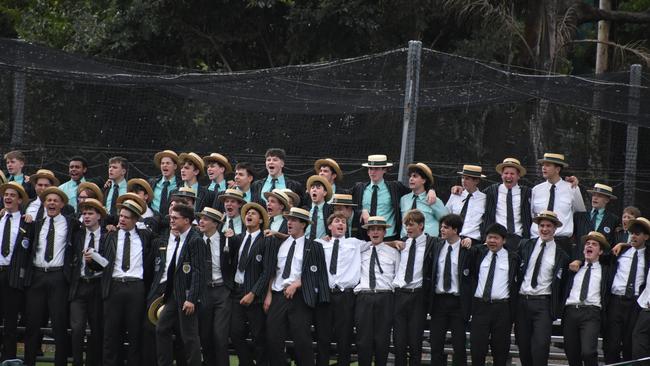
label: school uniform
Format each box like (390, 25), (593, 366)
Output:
(482, 183), (532, 250)
(399, 192), (448, 237)
(148, 175), (180, 214)
(633, 269), (650, 359)
(305, 201), (332, 241)
(573, 209), (619, 258)
(446, 189), (486, 245)
(252, 174), (304, 206)
(103, 179), (128, 216)
(351, 180), (410, 241)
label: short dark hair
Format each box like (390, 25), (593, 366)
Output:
(171, 203), (195, 221)
(440, 214), (463, 232)
(265, 148), (286, 161)
(407, 167), (431, 191)
(108, 156), (128, 170)
(131, 184), (147, 195)
(69, 156), (88, 168)
(485, 223), (508, 239)
(235, 162), (256, 180)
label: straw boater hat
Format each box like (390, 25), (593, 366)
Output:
(587, 183), (617, 200)
(495, 157), (527, 177)
(407, 162), (434, 185)
(283, 207), (313, 224)
(305, 175), (333, 202)
(361, 216), (392, 229)
(40, 187), (69, 205)
(537, 153), (569, 168)
(202, 153), (232, 174)
(0, 181), (29, 203)
(116, 193), (148, 214)
(582, 231), (610, 251)
(172, 187), (197, 200)
(361, 155), (393, 168)
(0, 170), (6, 184)
(78, 198), (108, 218)
(147, 295), (165, 325)
(153, 150), (179, 167)
(196, 207), (225, 224)
(30, 169), (60, 186)
(457, 165), (486, 179)
(314, 158), (343, 182)
(217, 188), (245, 203)
(241, 202), (270, 230)
(127, 178), (154, 203)
(629, 217), (650, 235)
(281, 189), (301, 207)
(532, 210), (563, 227)
(178, 152), (205, 176)
(78, 182), (104, 203)
(331, 194), (356, 207)
(263, 189), (291, 209)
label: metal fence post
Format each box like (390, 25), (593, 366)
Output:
(624, 64), (641, 207)
(398, 40), (422, 183)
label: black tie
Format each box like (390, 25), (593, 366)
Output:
(8, 176), (14, 182)
(269, 216), (275, 225)
(370, 185), (378, 216)
(84, 232), (96, 277)
(36, 203), (45, 222)
(531, 241), (547, 289)
(443, 245), (453, 292)
(591, 210), (599, 230)
(121, 231), (131, 272)
(404, 238), (417, 284)
(580, 262), (592, 302)
(160, 180), (170, 214)
(482, 252), (498, 301)
(411, 194), (418, 210)
(238, 234), (252, 272)
(506, 188), (515, 233)
(310, 206), (318, 239)
(329, 239), (339, 275)
(460, 193), (472, 220)
(270, 178), (277, 191)
(110, 182), (120, 216)
(45, 217), (55, 262)
(229, 218), (235, 231)
(165, 236), (181, 300)
(626, 250), (639, 298)
(2, 214), (11, 257)
(546, 184), (556, 211)
(369, 246), (383, 289)
(281, 240), (296, 279)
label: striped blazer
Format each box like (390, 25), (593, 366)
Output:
(482, 183), (532, 240)
(68, 227), (107, 300)
(231, 232), (272, 299)
(165, 228), (204, 306)
(24, 215), (78, 287)
(4, 216), (32, 289)
(199, 230), (239, 304)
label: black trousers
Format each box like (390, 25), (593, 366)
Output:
(314, 290), (355, 366)
(266, 290), (314, 366)
(393, 290), (426, 366)
(156, 295), (202, 366)
(24, 270), (69, 366)
(430, 294), (467, 366)
(70, 278), (103, 366)
(633, 309), (650, 359)
(562, 305), (600, 366)
(604, 295), (640, 364)
(143, 284), (189, 366)
(515, 296), (553, 366)
(0, 269), (21, 361)
(199, 284), (232, 366)
(102, 280), (145, 366)
(470, 299), (511, 366)
(230, 286), (267, 366)
(355, 292), (393, 366)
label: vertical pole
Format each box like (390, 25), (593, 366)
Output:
(11, 72), (26, 146)
(624, 64), (641, 207)
(398, 40), (422, 183)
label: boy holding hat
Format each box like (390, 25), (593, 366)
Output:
(203, 152), (232, 193)
(574, 183), (619, 252)
(69, 198), (107, 366)
(103, 156), (129, 217)
(149, 150), (180, 215)
(469, 223), (520, 366)
(263, 189), (291, 236)
(446, 164), (487, 247)
(0, 181), (30, 360)
(304, 175), (333, 241)
(173, 152), (214, 212)
(515, 210), (569, 366)
(331, 193), (360, 238)
(400, 162), (447, 237)
(219, 188), (246, 236)
(23, 187), (78, 366)
(229, 202), (272, 366)
(264, 206), (329, 366)
(562, 231), (611, 366)
(253, 148), (304, 205)
(195, 206), (238, 366)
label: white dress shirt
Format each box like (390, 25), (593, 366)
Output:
(496, 184), (523, 236)
(235, 230), (261, 284)
(566, 261), (602, 307)
(0, 211), (21, 265)
(34, 214), (68, 268)
(205, 231), (223, 282)
(354, 242), (400, 292)
(435, 240), (461, 295)
(612, 247), (646, 296)
(318, 236), (363, 289)
(26, 197), (41, 220)
(474, 247), (510, 300)
(160, 228), (191, 284)
(81, 227), (101, 276)
(272, 235), (305, 291)
(112, 228), (144, 279)
(446, 189), (486, 240)
(393, 233), (427, 289)
(530, 179), (585, 237)
(520, 238), (557, 295)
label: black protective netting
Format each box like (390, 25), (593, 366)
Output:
(1, 37), (650, 213)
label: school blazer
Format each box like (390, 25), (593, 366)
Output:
(161, 229), (204, 306)
(68, 227), (107, 300)
(469, 245), (520, 318)
(24, 215), (78, 287)
(573, 210), (619, 260)
(169, 185), (215, 213)
(351, 181), (410, 239)
(561, 262), (612, 318)
(481, 183), (532, 239)
(230, 232), (272, 300)
(603, 246), (650, 309)
(199, 230), (240, 304)
(428, 238), (473, 321)
(4, 216), (32, 290)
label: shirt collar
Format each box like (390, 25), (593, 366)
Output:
(370, 179), (384, 187)
(446, 239), (461, 248)
(247, 229), (261, 239)
(312, 201), (325, 209)
(267, 175), (285, 184)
